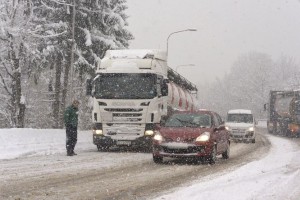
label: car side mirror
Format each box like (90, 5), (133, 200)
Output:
(214, 125), (225, 131)
(155, 123), (162, 130)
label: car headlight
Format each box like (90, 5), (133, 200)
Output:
(196, 132), (210, 142)
(248, 127), (254, 132)
(153, 131), (164, 141)
(145, 130), (154, 136)
(225, 126), (231, 131)
(93, 129), (103, 135)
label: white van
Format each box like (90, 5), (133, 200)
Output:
(225, 109), (256, 143)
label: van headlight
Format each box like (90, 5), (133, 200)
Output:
(93, 129), (103, 135)
(196, 132), (210, 142)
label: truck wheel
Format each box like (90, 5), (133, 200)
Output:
(208, 145), (217, 164)
(286, 130), (292, 138)
(97, 145), (108, 152)
(153, 155), (163, 164)
(222, 143), (230, 159)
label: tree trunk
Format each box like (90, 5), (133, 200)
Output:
(59, 53), (71, 128)
(10, 48), (24, 128)
(53, 53), (62, 128)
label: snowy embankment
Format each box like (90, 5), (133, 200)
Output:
(0, 129), (94, 160)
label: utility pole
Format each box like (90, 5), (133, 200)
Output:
(69, 0), (76, 102)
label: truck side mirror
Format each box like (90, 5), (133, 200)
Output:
(161, 79), (169, 96)
(263, 103), (267, 111)
(86, 79), (93, 96)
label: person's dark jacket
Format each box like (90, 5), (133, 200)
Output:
(64, 105), (79, 127)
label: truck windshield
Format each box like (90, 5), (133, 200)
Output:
(94, 73), (157, 99)
(227, 114), (253, 123)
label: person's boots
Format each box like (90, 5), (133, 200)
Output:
(67, 150), (73, 156)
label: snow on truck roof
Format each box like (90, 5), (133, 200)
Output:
(228, 109), (252, 114)
(104, 49), (167, 61)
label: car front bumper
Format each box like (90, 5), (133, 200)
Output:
(152, 142), (213, 158)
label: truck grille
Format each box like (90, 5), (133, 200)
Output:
(103, 108), (144, 122)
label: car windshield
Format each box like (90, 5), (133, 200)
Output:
(165, 113), (212, 128)
(94, 73), (157, 99)
(227, 114), (253, 123)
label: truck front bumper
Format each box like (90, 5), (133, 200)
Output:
(93, 134), (153, 148)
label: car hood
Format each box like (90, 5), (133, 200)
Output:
(158, 127), (210, 142)
(225, 122), (254, 129)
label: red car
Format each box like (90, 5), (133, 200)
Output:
(152, 110), (230, 164)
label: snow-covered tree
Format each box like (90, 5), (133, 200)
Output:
(31, 0), (133, 128)
(0, 0), (133, 128)
(0, 0), (44, 128)
(199, 52), (300, 119)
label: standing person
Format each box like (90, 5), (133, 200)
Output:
(64, 100), (80, 156)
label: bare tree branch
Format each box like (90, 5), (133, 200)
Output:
(0, 58), (13, 78)
(0, 72), (12, 96)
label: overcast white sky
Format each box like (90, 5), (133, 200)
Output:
(126, 0), (300, 85)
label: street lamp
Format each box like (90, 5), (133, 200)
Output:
(176, 64), (195, 72)
(166, 29), (197, 57)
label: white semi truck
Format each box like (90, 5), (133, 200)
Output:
(86, 49), (198, 151)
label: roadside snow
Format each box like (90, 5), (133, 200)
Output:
(0, 128), (93, 160)
(154, 134), (300, 200)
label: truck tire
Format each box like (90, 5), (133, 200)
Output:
(97, 145), (108, 152)
(153, 155), (163, 164)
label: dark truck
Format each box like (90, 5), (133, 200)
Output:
(264, 90), (300, 137)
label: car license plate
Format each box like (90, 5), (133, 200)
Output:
(117, 141), (131, 145)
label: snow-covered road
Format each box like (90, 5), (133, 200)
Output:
(0, 128), (300, 200)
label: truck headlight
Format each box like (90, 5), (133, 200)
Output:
(153, 132), (164, 141)
(93, 129), (103, 135)
(145, 130), (154, 136)
(196, 132), (210, 142)
(248, 127), (254, 132)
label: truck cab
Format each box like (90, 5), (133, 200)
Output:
(86, 49), (198, 151)
(225, 109), (256, 143)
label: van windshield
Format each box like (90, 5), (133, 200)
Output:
(227, 114), (253, 123)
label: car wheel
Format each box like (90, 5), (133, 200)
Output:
(251, 138), (256, 143)
(208, 145), (217, 164)
(222, 143), (230, 159)
(153, 155), (163, 164)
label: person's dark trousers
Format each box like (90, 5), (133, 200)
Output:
(66, 125), (78, 155)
